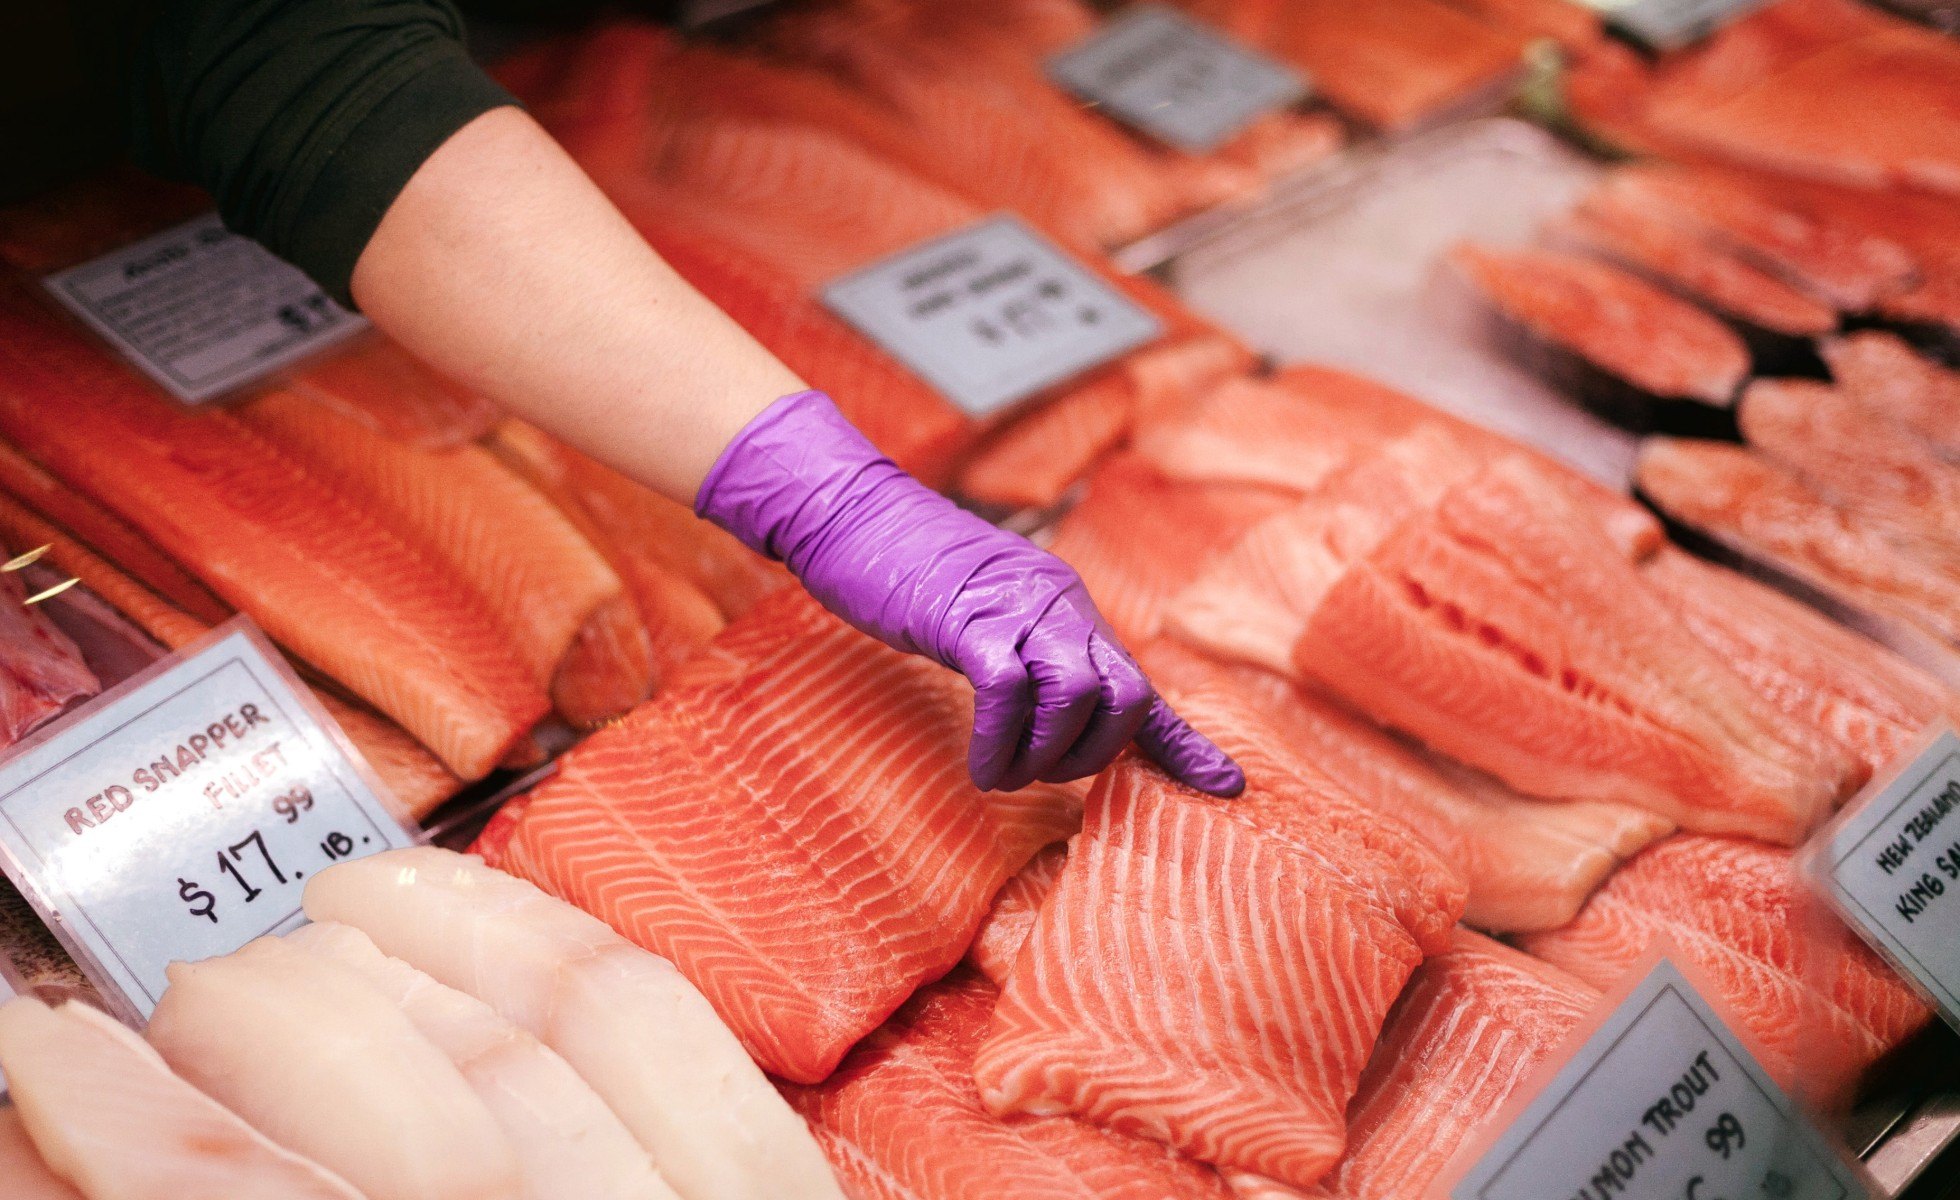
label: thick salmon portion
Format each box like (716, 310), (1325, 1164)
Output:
(1823, 332), (1960, 461)
(1637, 438), (1960, 647)
(782, 972), (1236, 1200)
(0, 290), (548, 778)
(1310, 931), (1598, 1200)
(495, 589), (1081, 1084)
(1739, 378), (1960, 556)
(1452, 244), (1751, 406)
(286, 337), (501, 450)
(973, 761), (1445, 1190)
(1519, 835), (1932, 1094)
(1644, 548), (1960, 783)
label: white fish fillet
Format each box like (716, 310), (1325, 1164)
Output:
(302, 847), (845, 1200)
(147, 938), (521, 1200)
(285, 921), (678, 1200)
(0, 997), (361, 1200)
(0, 1106), (82, 1200)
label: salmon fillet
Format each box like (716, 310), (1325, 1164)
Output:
(964, 845), (1068, 987)
(0, 289), (548, 778)
(1308, 931), (1599, 1200)
(972, 760), (1450, 1190)
(1452, 243), (1751, 407)
(495, 589), (1082, 1083)
(285, 337), (501, 450)
(1823, 332), (1960, 461)
(782, 971), (1236, 1200)
(1518, 834), (1932, 1093)
(1637, 438), (1960, 647)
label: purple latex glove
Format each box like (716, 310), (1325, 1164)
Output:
(697, 391), (1244, 796)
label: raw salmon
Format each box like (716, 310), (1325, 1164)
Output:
(965, 844), (1068, 986)
(0, 441), (229, 625)
(240, 391), (646, 724)
(1642, 547), (1960, 781)
(972, 759), (1447, 1190)
(0, 561), (97, 748)
(302, 847), (845, 1200)
(1308, 931), (1598, 1200)
(1046, 456), (1297, 644)
(1592, 165), (1917, 311)
(1763, 178), (1960, 350)
(1823, 332), (1960, 460)
(1739, 378), (1960, 555)
(1558, 187), (1839, 340)
(0, 997), (364, 1200)
(1450, 243), (1751, 411)
(494, 589), (1082, 1083)
(0, 1107), (82, 1200)
(0, 288), (549, 778)
(1636, 438), (1960, 647)
(781, 971), (1237, 1200)
(1143, 641), (1670, 934)
(1519, 834), (1932, 1092)
(148, 938), (524, 1200)
(287, 336), (501, 449)
(1438, 0), (1603, 49)
(285, 922), (678, 1200)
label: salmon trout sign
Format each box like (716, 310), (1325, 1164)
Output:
(1450, 958), (1867, 1200)
(1816, 727), (1960, 1033)
(0, 619), (415, 1022)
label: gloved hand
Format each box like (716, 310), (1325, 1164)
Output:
(697, 390), (1244, 796)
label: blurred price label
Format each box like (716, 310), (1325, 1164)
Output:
(823, 215), (1163, 418)
(1581, 0), (1770, 49)
(1047, 5), (1309, 153)
(42, 213), (365, 404)
(1453, 959), (1865, 1200)
(1819, 728), (1960, 1030)
(0, 619), (413, 1022)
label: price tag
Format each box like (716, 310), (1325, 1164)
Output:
(823, 215), (1163, 418)
(0, 619), (414, 1022)
(42, 213), (366, 404)
(1047, 5), (1310, 154)
(1453, 958), (1866, 1200)
(1581, 0), (1770, 50)
(1817, 728), (1960, 1029)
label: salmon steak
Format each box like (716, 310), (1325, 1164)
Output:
(0, 288), (548, 779)
(1636, 438), (1960, 648)
(1451, 243), (1751, 415)
(782, 971), (1237, 1200)
(1519, 834), (1932, 1094)
(494, 589), (1082, 1083)
(1643, 548), (1960, 783)
(972, 757), (1462, 1190)
(1822, 332), (1960, 462)
(1308, 931), (1599, 1200)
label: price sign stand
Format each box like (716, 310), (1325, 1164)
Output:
(1810, 726), (1960, 1037)
(1445, 947), (1872, 1200)
(0, 617), (415, 1024)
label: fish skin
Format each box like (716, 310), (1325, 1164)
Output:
(0, 563), (97, 748)
(286, 922), (680, 1200)
(0, 1107), (83, 1200)
(1739, 378), (1960, 558)
(782, 971), (1238, 1200)
(286, 336), (502, 450)
(495, 589), (1082, 1083)
(1822, 332), (1960, 461)
(1637, 438), (1960, 647)
(1642, 547), (1960, 782)
(973, 760), (1437, 1190)
(0, 998), (365, 1200)
(1308, 931), (1598, 1200)
(0, 440), (230, 625)
(241, 389), (635, 705)
(1452, 243), (1751, 405)
(965, 844), (1068, 986)
(302, 846), (847, 1200)
(0, 289), (549, 778)
(1519, 834), (1932, 1094)
(148, 937), (524, 1200)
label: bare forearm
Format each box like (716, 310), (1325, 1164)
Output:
(349, 106), (804, 503)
